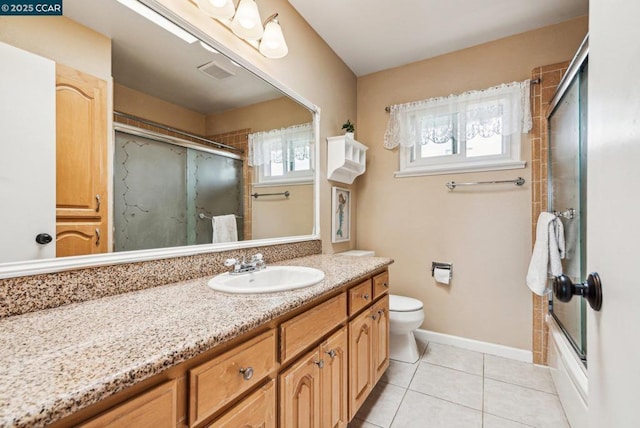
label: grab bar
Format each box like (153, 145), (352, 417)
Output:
(198, 213), (243, 220)
(251, 191), (290, 199)
(446, 177), (525, 190)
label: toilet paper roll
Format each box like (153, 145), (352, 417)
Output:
(434, 267), (451, 285)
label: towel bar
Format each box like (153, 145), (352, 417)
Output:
(198, 213), (243, 220)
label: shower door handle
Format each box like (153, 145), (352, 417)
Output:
(553, 273), (603, 311)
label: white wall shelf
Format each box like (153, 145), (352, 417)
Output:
(327, 133), (367, 184)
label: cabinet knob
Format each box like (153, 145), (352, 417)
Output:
(383, 282), (389, 288)
(239, 366), (254, 381)
(378, 309), (385, 316)
(363, 294), (370, 301)
(95, 194), (101, 212)
(314, 359), (324, 369)
(325, 349), (337, 359)
(371, 314), (378, 321)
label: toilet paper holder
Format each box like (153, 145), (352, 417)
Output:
(432, 262), (453, 280)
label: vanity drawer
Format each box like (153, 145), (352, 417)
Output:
(79, 380), (177, 428)
(206, 380), (275, 428)
(372, 271), (389, 299)
(348, 280), (373, 315)
(189, 330), (276, 427)
(280, 293), (347, 364)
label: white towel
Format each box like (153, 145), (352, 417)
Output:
(526, 212), (566, 296)
(212, 214), (238, 243)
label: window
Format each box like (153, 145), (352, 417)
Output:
(384, 81), (531, 176)
(248, 123), (314, 185)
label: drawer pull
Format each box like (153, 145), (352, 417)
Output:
(239, 366), (254, 381)
(371, 314), (378, 321)
(325, 349), (337, 359)
(383, 282), (389, 287)
(314, 359), (324, 369)
(363, 294), (370, 301)
(378, 309), (385, 316)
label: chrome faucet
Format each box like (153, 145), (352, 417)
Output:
(224, 253), (266, 275)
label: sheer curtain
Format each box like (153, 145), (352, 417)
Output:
(383, 80), (532, 150)
(248, 122), (314, 167)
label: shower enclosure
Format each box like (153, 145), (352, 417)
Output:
(547, 42), (588, 363)
(114, 130), (243, 252)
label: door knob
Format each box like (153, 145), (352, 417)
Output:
(35, 233), (53, 245)
(553, 273), (603, 311)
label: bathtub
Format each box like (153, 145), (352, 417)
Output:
(546, 315), (588, 428)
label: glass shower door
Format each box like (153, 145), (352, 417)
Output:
(548, 61), (588, 361)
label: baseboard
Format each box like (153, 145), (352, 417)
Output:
(414, 329), (533, 363)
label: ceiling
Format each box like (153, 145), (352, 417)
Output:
(64, 0), (283, 114)
(288, 0), (589, 76)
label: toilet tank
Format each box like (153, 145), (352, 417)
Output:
(336, 250), (375, 257)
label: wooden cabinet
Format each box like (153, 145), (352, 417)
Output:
(55, 63), (108, 256)
(348, 309), (374, 420)
(280, 327), (348, 428)
(372, 295), (390, 384)
(189, 330), (276, 427)
(348, 280), (373, 315)
(79, 380), (177, 428)
(372, 272), (389, 299)
(206, 380), (275, 428)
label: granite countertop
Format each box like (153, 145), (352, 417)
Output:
(0, 254), (392, 428)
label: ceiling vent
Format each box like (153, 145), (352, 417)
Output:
(197, 61), (235, 80)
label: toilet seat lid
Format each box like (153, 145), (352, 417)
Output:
(389, 295), (423, 312)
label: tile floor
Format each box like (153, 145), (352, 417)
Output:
(349, 341), (569, 428)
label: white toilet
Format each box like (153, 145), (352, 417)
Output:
(389, 294), (424, 363)
(337, 250), (425, 364)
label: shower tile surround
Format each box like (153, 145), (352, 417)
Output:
(0, 253), (392, 427)
(530, 62), (570, 364)
(0, 240), (320, 318)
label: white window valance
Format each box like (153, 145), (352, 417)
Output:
(248, 122), (314, 167)
(383, 80), (532, 150)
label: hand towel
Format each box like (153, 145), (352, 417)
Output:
(212, 214), (238, 243)
(526, 212), (566, 296)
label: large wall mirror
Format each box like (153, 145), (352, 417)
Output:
(0, 0), (319, 278)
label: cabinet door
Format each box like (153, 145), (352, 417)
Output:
(320, 327), (348, 428)
(56, 221), (107, 257)
(280, 349), (322, 428)
(348, 310), (373, 420)
(56, 63), (107, 220)
(372, 295), (390, 384)
(207, 380), (276, 428)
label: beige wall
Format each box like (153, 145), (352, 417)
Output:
(356, 17), (588, 350)
(157, 0), (358, 254)
(206, 96), (312, 135)
(114, 84), (206, 135)
(0, 16), (111, 80)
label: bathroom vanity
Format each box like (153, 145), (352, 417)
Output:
(0, 255), (392, 427)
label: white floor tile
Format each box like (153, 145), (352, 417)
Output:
(380, 359), (419, 388)
(390, 390), (482, 428)
(484, 413), (535, 428)
(409, 362), (483, 410)
(348, 418), (383, 428)
(484, 354), (556, 394)
(484, 379), (569, 428)
(421, 342), (484, 375)
(355, 381), (405, 428)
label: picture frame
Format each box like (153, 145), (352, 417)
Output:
(331, 186), (351, 243)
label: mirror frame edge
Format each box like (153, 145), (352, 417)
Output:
(0, 0), (322, 280)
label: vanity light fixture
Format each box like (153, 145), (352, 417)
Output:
(230, 0), (264, 40)
(195, 0), (235, 20)
(259, 14), (288, 59)
(116, 0), (198, 44)
(194, 0), (288, 59)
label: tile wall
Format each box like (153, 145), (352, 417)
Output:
(530, 61), (570, 365)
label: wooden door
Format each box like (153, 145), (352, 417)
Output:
(348, 309), (373, 420)
(372, 296), (390, 384)
(320, 327), (348, 428)
(56, 221), (106, 257)
(207, 380), (276, 428)
(280, 349), (321, 428)
(55, 63), (107, 256)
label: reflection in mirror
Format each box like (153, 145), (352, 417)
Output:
(0, 0), (316, 266)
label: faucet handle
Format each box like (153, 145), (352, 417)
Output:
(224, 258), (237, 267)
(252, 253), (263, 261)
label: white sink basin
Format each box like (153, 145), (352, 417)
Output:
(207, 266), (325, 294)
